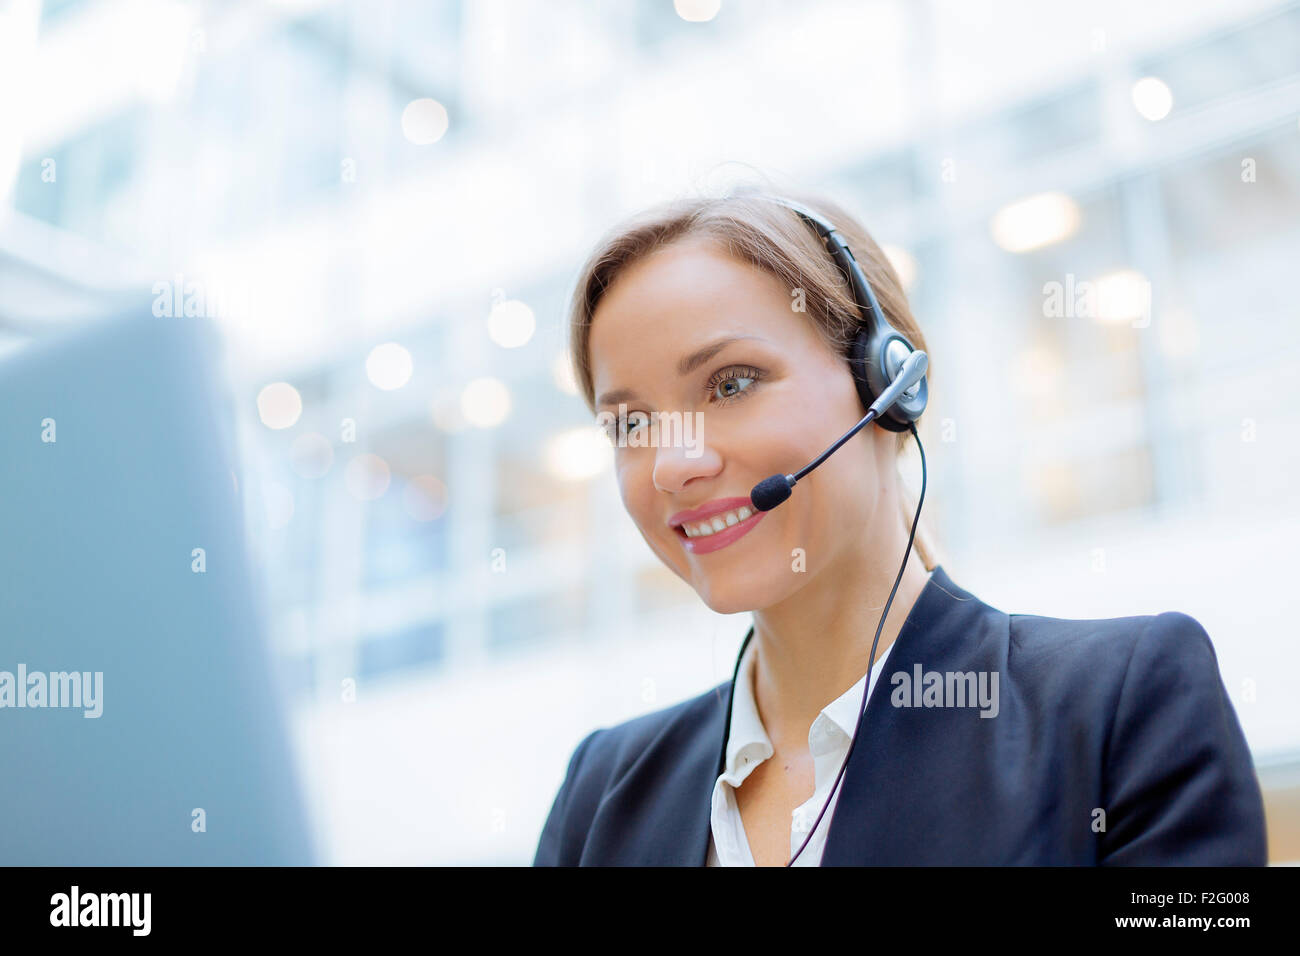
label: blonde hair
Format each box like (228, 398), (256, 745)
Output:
(567, 185), (943, 572)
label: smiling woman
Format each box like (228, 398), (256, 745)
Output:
(534, 184), (1267, 868)
(572, 187), (939, 564)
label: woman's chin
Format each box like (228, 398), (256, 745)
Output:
(693, 576), (786, 616)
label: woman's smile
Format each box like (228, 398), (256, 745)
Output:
(673, 505), (768, 554)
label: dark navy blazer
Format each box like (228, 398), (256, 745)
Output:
(533, 564), (1268, 865)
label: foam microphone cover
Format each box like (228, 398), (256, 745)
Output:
(750, 474), (793, 512)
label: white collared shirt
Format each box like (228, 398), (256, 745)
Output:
(706, 632), (898, 866)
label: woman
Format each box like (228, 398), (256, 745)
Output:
(533, 186), (1267, 866)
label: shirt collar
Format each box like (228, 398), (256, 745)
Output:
(723, 635), (772, 778)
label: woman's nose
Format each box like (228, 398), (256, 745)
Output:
(651, 436), (721, 494)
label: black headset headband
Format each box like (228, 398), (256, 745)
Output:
(760, 196), (891, 336)
(754, 194), (929, 431)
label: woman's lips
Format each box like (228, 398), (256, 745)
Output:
(676, 508), (767, 554)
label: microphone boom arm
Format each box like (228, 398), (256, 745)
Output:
(749, 350), (928, 512)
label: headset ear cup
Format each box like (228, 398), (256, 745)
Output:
(849, 326), (877, 415)
(851, 326), (913, 432)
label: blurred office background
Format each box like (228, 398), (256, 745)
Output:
(2, 0), (1298, 864)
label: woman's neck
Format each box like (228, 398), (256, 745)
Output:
(748, 549), (932, 755)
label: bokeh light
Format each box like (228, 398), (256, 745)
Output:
(989, 192), (1081, 253)
(1132, 77), (1174, 121)
(1094, 269), (1151, 323)
(366, 342), (413, 390)
(460, 377), (511, 428)
(257, 383), (302, 430)
(674, 0), (722, 22)
(544, 426), (613, 482)
(401, 98), (449, 144)
(487, 298), (535, 348)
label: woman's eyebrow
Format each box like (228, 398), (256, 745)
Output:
(596, 334), (767, 407)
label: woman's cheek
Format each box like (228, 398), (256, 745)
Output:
(613, 461), (638, 514)
(620, 486), (658, 548)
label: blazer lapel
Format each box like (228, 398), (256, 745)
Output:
(646, 624), (755, 865)
(585, 679), (730, 865)
(820, 564), (998, 864)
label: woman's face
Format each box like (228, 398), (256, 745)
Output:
(588, 234), (897, 615)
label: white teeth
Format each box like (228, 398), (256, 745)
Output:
(684, 506), (753, 538)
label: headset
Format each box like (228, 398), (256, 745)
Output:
(721, 193), (931, 866)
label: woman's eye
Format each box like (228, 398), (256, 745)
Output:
(600, 368), (762, 445)
(604, 410), (651, 444)
(708, 366), (762, 403)
(713, 376), (753, 399)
